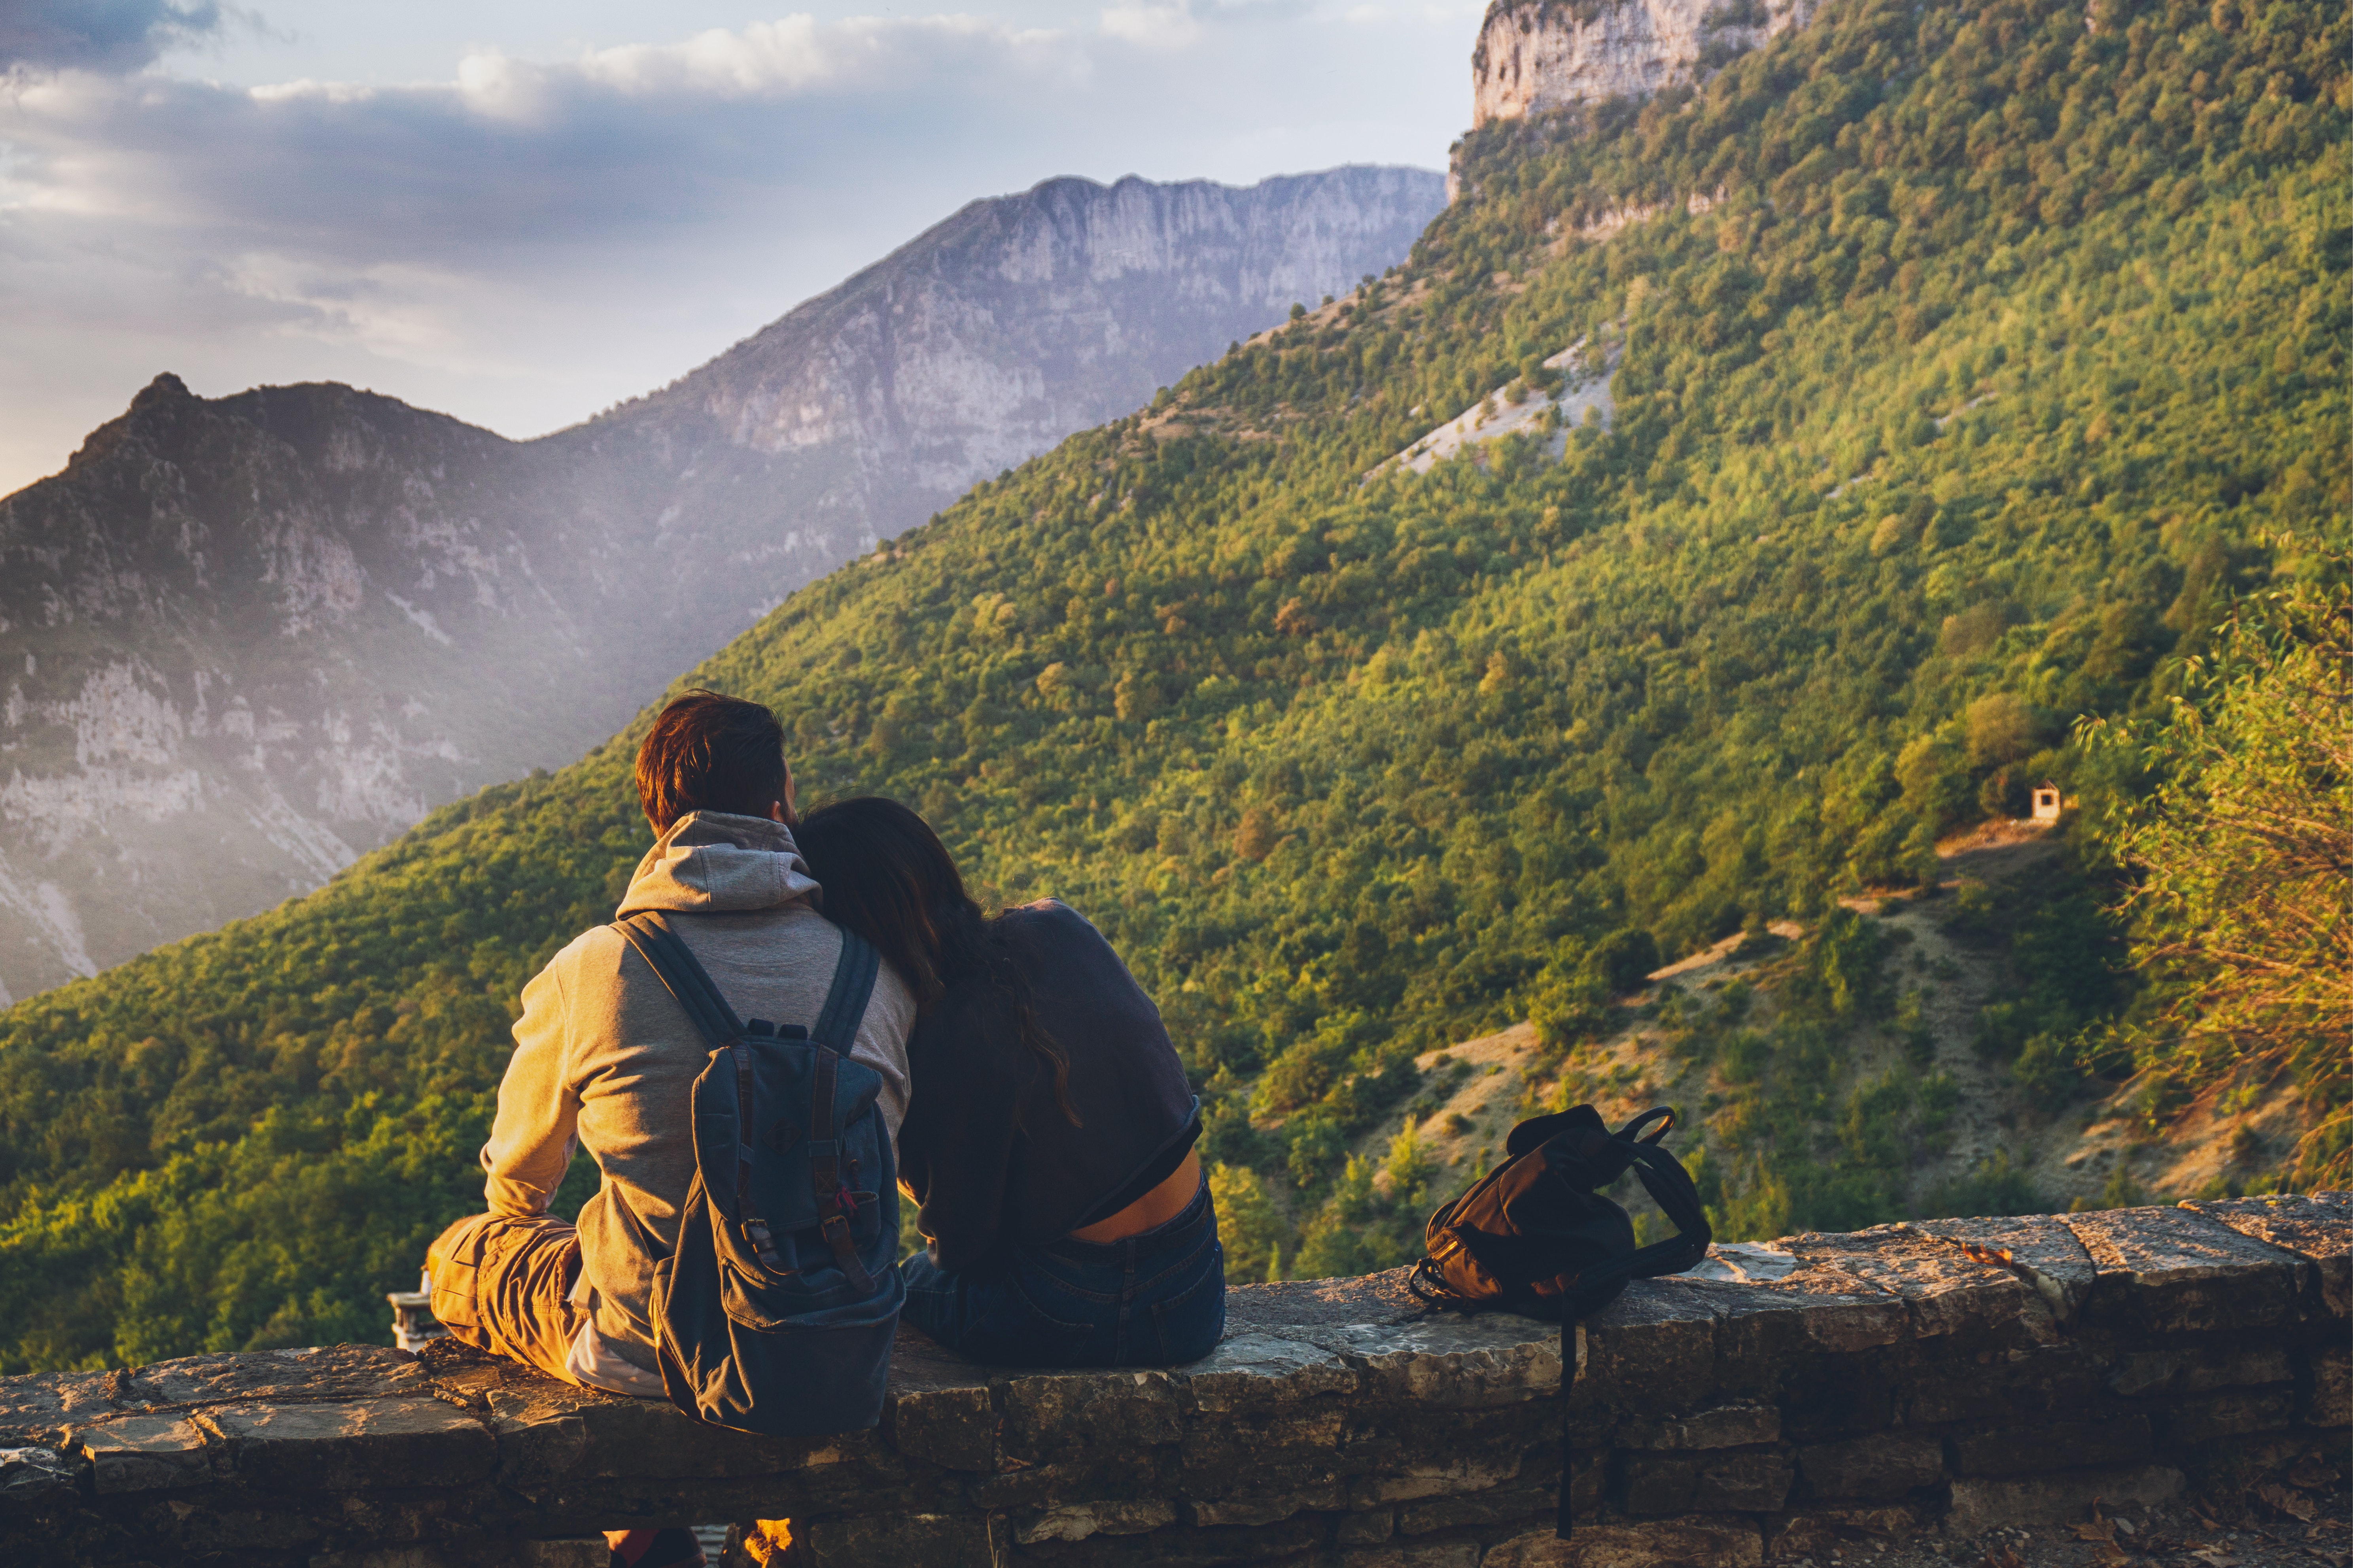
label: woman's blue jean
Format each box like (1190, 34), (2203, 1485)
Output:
(898, 1177), (1225, 1366)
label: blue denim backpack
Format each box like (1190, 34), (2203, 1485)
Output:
(612, 911), (903, 1436)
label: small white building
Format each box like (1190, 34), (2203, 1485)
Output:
(2031, 782), (2063, 823)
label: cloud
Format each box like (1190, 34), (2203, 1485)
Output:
(0, 15), (1097, 259)
(1101, 0), (1204, 49)
(1, 0), (222, 74)
(0, 4), (1463, 494)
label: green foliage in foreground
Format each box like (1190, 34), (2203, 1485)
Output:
(0, 0), (2344, 1370)
(2083, 569), (2353, 1186)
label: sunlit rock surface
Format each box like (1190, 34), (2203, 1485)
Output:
(3, 1197), (2343, 1565)
(1469, 0), (1821, 130)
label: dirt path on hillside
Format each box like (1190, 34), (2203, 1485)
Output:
(1364, 815), (2292, 1221)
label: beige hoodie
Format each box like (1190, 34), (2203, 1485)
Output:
(481, 810), (915, 1371)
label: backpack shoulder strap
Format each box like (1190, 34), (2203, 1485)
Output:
(808, 928), (881, 1054)
(613, 911), (744, 1049)
(1618, 1142), (1714, 1280)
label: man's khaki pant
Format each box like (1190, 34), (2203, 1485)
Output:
(425, 1212), (589, 1385)
(429, 1215), (711, 1563)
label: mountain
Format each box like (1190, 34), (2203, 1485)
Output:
(1470, 0), (1819, 130)
(0, 0), (2342, 1369)
(0, 166), (1446, 1005)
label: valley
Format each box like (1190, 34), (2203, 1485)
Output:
(0, 0), (2343, 1377)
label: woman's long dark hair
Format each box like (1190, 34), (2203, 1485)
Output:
(794, 797), (1077, 1124)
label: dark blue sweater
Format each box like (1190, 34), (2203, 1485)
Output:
(896, 900), (1197, 1271)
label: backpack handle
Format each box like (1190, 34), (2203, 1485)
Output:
(1616, 1138), (1712, 1280)
(1616, 1106), (1675, 1146)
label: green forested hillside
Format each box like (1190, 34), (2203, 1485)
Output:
(1, 0), (2344, 1371)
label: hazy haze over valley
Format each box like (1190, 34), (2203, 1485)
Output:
(0, 165), (1444, 1002)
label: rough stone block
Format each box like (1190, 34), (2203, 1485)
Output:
(1580, 1283), (1718, 1411)
(482, 1377), (863, 1484)
(489, 1403), (591, 1482)
(1344, 1544), (1480, 1568)
(136, 1345), (426, 1409)
(1185, 1484), (1345, 1526)
(1622, 1449), (1791, 1514)
(2306, 1345), (2350, 1427)
(2108, 1345), (2293, 1399)
(1173, 1406), (1358, 1496)
(140, 1498), (331, 1555)
(0, 1445), (78, 1508)
(970, 1452), (1165, 1511)
(69, 1414), (215, 1493)
(1014, 1517), (1325, 1566)
(1483, 1518), (1763, 1568)
(885, 1383), (994, 1471)
(1702, 1273), (1905, 1402)
(1399, 1482), (1557, 1535)
(793, 1511), (993, 1568)
(1017, 1498), (1180, 1544)
(1337, 1509), (1399, 1544)
(1321, 1319), (1564, 1410)
(1911, 1216), (2099, 1325)
(1006, 1370), (1185, 1458)
(1950, 1417), (2150, 1476)
(0, 1374), (114, 1450)
(1787, 1227), (2053, 1345)
(1184, 1333), (1360, 1415)
(1350, 1447), (1525, 1506)
(310, 1545), (607, 1568)
(1713, 1250), (1914, 1353)
(2180, 1194), (2352, 1318)
(1778, 1353), (1897, 1440)
(1767, 1506), (1918, 1560)
(2064, 1207), (2303, 1333)
(1620, 1405), (1779, 1450)
(205, 1397), (496, 1490)
(2163, 1390), (2296, 1442)
(1944, 1464), (2183, 1536)
(1693, 1450), (1792, 1512)
(1904, 1346), (2100, 1425)
(1797, 1433), (1941, 1499)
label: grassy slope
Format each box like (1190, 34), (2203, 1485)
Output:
(0, 0), (2344, 1370)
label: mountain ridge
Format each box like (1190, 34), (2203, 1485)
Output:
(0, 0), (2340, 1368)
(0, 164), (1445, 1003)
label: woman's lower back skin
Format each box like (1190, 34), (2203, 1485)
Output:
(787, 798), (1227, 1369)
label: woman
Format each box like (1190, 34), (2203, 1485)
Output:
(793, 796), (1223, 1367)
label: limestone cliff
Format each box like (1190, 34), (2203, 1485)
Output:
(0, 166), (1444, 1003)
(1470, 0), (1818, 130)
(552, 167), (1449, 631)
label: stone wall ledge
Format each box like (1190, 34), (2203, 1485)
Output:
(2, 1196), (2344, 1566)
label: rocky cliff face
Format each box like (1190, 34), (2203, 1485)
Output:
(560, 168), (1447, 629)
(0, 166), (1445, 1002)
(0, 376), (635, 1003)
(1470, 0), (1818, 129)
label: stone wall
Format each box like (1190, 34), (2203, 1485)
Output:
(3, 1196), (2344, 1566)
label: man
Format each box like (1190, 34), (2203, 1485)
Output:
(426, 687), (915, 1405)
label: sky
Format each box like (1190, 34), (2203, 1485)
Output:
(0, 0), (1476, 495)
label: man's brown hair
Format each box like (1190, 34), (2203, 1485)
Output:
(635, 690), (790, 834)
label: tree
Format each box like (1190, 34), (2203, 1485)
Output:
(1208, 1163), (1287, 1282)
(2089, 569), (2353, 1186)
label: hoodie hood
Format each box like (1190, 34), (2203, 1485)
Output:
(616, 810), (823, 916)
